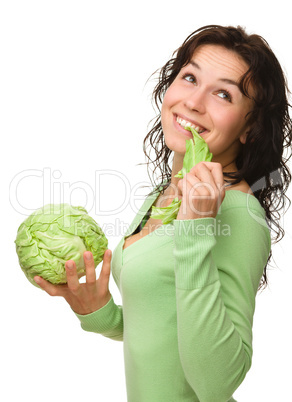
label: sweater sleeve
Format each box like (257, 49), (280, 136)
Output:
(173, 203), (271, 401)
(74, 296), (124, 341)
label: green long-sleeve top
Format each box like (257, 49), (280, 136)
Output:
(75, 189), (271, 402)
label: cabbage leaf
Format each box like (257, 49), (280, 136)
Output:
(175, 126), (213, 179)
(151, 126), (212, 224)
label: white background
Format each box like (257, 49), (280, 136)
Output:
(1, 1), (291, 401)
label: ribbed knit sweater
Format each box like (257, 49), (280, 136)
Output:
(75, 189), (271, 402)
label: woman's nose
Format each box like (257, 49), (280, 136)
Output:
(184, 88), (206, 114)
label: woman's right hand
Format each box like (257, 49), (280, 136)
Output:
(34, 249), (112, 315)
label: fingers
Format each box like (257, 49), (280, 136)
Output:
(202, 161), (225, 192)
(180, 164), (214, 200)
(34, 260), (84, 297)
(187, 168), (213, 197)
(34, 252), (112, 315)
(188, 162), (225, 200)
(34, 276), (65, 297)
(99, 249), (112, 291)
(84, 251), (96, 285)
(201, 162), (225, 203)
(177, 162), (225, 220)
(189, 162), (224, 190)
(65, 260), (81, 294)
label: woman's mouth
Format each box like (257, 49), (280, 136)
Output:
(176, 115), (207, 134)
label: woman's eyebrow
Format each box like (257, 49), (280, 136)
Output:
(189, 60), (240, 88)
(219, 78), (240, 88)
(189, 60), (200, 70)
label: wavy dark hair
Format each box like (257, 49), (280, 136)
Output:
(143, 25), (292, 290)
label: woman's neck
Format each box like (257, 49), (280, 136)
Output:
(170, 153), (184, 189)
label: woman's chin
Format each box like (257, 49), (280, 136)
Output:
(165, 138), (188, 155)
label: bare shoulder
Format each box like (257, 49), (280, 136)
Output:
(225, 179), (254, 195)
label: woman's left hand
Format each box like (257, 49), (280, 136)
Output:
(176, 162), (225, 220)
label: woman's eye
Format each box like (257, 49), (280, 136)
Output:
(182, 74), (196, 84)
(216, 90), (232, 102)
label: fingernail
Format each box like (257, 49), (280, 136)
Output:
(66, 261), (74, 269)
(85, 252), (92, 260)
(34, 277), (41, 284)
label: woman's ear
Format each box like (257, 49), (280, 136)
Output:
(239, 128), (250, 144)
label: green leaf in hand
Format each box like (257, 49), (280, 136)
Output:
(151, 126), (212, 224)
(151, 198), (182, 225)
(175, 126), (213, 178)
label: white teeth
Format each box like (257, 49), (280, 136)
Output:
(180, 119), (189, 127)
(176, 116), (205, 133)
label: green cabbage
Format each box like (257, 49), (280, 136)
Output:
(151, 126), (213, 224)
(15, 204), (108, 287)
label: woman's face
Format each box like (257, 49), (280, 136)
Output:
(161, 44), (254, 168)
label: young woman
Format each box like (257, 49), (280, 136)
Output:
(34, 25), (292, 401)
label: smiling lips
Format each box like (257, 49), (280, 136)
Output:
(176, 115), (206, 134)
